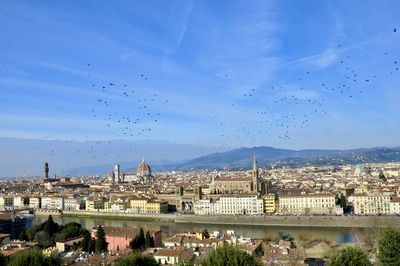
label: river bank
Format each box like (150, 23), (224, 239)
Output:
(62, 211), (400, 228)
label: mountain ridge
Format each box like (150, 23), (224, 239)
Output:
(64, 146), (400, 174)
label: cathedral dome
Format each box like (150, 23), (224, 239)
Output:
(136, 159), (151, 176)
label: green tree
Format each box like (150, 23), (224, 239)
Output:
(130, 228), (146, 251)
(95, 225), (108, 253)
(43, 215), (58, 236)
(377, 227), (400, 266)
(277, 231), (294, 241)
(138, 228), (145, 244)
(327, 246), (371, 266)
(202, 242), (262, 266)
(129, 236), (141, 250)
(339, 194), (346, 209)
(145, 230), (153, 249)
(8, 250), (61, 266)
(114, 252), (159, 266)
(202, 229), (210, 239)
(379, 171), (387, 181)
(81, 230), (93, 252)
(18, 230), (28, 241)
(0, 253), (6, 266)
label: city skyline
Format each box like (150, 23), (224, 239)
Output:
(0, 1), (399, 151)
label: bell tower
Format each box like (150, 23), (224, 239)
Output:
(252, 155), (259, 193)
(44, 162), (49, 179)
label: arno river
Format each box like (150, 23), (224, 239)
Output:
(33, 215), (369, 245)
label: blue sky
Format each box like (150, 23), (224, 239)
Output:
(1, 0), (400, 152)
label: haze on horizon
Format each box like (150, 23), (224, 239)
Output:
(1, 1), (400, 176)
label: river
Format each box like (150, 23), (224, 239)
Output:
(33, 215), (370, 245)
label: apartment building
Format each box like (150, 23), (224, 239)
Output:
(219, 194), (264, 215)
(263, 194), (276, 214)
(348, 194), (391, 215)
(278, 194), (336, 215)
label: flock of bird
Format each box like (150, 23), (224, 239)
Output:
(38, 27), (399, 163)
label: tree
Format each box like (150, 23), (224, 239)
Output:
(0, 253), (6, 266)
(378, 171), (387, 181)
(95, 225), (108, 253)
(8, 250), (60, 266)
(43, 215), (58, 236)
(327, 246), (371, 266)
(114, 252), (159, 266)
(202, 242), (262, 266)
(377, 227), (400, 266)
(81, 230), (95, 253)
(145, 231), (153, 249)
(130, 227), (146, 251)
(18, 230), (28, 241)
(34, 231), (53, 247)
(277, 231), (294, 241)
(138, 228), (145, 244)
(202, 229), (210, 239)
(339, 194), (346, 209)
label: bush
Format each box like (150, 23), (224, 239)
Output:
(115, 253), (159, 266)
(327, 246), (371, 266)
(8, 250), (60, 266)
(202, 242), (262, 266)
(377, 227), (400, 266)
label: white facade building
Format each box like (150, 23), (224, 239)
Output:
(29, 197), (41, 209)
(41, 196), (64, 210)
(219, 194), (264, 215)
(278, 194), (336, 215)
(194, 199), (220, 215)
(390, 197), (400, 215)
(348, 194), (391, 215)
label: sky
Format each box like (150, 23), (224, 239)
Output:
(1, 1), (400, 176)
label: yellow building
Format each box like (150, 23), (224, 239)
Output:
(85, 198), (106, 211)
(263, 194), (276, 214)
(129, 198), (168, 214)
(146, 199), (168, 214)
(129, 197), (148, 213)
(278, 194), (336, 215)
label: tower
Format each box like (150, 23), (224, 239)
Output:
(114, 164), (120, 183)
(44, 162), (49, 179)
(252, 155), (259, 193)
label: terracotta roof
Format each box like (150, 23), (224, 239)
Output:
(100, 226), (160, 238)
(137, 159), (151, 174)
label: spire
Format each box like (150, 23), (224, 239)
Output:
(252, 155), (259, 193)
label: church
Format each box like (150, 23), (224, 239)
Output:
(111, 159), (154, 183)
(210, 156), (264, 194)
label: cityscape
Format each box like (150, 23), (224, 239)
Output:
(1, 1), (400, 266)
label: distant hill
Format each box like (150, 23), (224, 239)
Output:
(173, 146), (400, 170)
(62, 146), (400, 175)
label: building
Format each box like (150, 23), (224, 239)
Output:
(64, 196), (83, 211)
(129, 198), (168, 214)
(210, 156), (262, 194)
(93, 226), (162, 251)
(146, 199), (168, 214)
(41, 196), (64, 210)
(219, 194), (264, 215)
(0, 214), (30, 239)
(155, 187), (202, 212)
(278, 194), (336, 215)
(348, 194), (391, 215)
(55, 236), (84, 252)
(263, 194), (276, 214)
(390, 197), (400, 215)
(44, 162), (49, 179)
(153, 247), (194, 265)
(85, 198), (106, 211)
(28, 196), (40, 209)
(194, 199), (220, 215)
